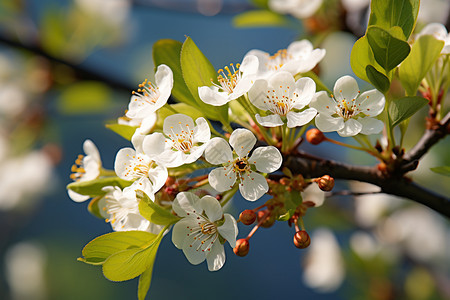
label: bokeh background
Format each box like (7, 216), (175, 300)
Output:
(0, 0), (449, 299)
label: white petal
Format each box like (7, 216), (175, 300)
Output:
(315, 114), (344, 132)
(147, 165), (168, 192)
(114, 147), (135, 180)
(256, 113), (284, 127)
(163, 114), (195, 136)
(204, 137), (233, 165)
(68, 189), (89, 202)
(248, 79), (270, 111)
(244, 50), (270, 77)
(229, 76), (254, 99)
(193, 117), (211, 143)
(358, 117), (384, 135)
(310, 91), (337, 115)
(172, 192), (202, 217)
(156, 149), (185, 168)
(153, 64), (173, 109)
(229, 128), (256, 158)
(172, 218), (195, 249)
(239, 54), (259, 76)
(333, 75), (360, 103)
(83, 139), (101, 163)
(293, 77), (316, 108)
(268, 71), (295, 93)
(358, 90), (385, 117)
(137, 113), (157, 135)
(239, 171), (268, 201)
(206, 241), (225, 271)
(249, 146), (282, 173)
(217, 214), (238, 248)
(286, 108), (317, 128)
(295, 49), (327, 74)
(182, 239), (207, 265)
(209, 165), (236, 192)
(198, 86), (229, 106)
(200, 195), (223, 222)
(287, 40), (314, 57)
(337, 118), (363, 137)
(142, 132), (167, 157)
(418, 23), (448, 41)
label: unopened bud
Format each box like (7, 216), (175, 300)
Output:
(306, 129), (325, 145)
(293, 230), (311, 249)
(239, 209), (256, 225)
(317, 175), (334, 191)
(233, 239), (250, 257)
(257, 210), (275, 228)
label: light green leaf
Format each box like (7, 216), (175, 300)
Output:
(105, 123), (137, 141)
(58, 81), (112, 114)
(87, 196), (104, 219)
(67, 177), (132, 197)
(366, 65), (390, 93)
(350, 36), (384, 83)
(180, 37), (228, 122)
(430, 166), (450, 177)
(138, 268), (153, 300)
(366, 26), (411, 72)
(278, 191), (302, 221)
(389, 96), (428, 127)
(80, 231), (157, 265)
(398, 35), (445, 96)
(137, 190), (180, 225)
(102, 232), (163, 282)
(233, 10), (288, 28)
(152, 39), (197, 106)
(368, 0), (419, 39)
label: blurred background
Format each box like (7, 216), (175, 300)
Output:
(0, 0), (449, 299)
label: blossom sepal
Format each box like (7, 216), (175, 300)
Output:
(67, 176), (132, 198)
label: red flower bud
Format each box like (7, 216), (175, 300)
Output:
(293, 230), (311, 249)
(233, 239), (250, 257)
(306, 129), (325, 145)
(317, 175), (334, 192)
(239, 209), (257, 225)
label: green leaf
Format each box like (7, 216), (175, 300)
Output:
(138, 268), (153, 300)
(80, 231), (157, 265)
(105, 123), (137, 141)
(398, 35), (445, 96)
(350, 36), (384, 83)
(137, 190), (180, 225)
(102, 232), (163, 282)
(278, 191), (302, 221)
(67, 177), (132, 197)
(368, 0), (419, 39)
(366, 65), (390, 93)
(233, 10), (288, 28)
(58, 81), (112, 115)
(366, 26), (411, 72)
(88, 196), (104, 219)
(430, 166), (450, 177)
(180, 37), (228, 122)
(388, 96), (428, 127)
(152, 39), (197, 106)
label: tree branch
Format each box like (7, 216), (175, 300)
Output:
(284, 153), (450, 218)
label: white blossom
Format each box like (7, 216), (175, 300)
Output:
(416, 23), (450, 54)
(269, 0), (323, 19)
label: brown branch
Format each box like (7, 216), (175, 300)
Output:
(284, 154), (450, 218)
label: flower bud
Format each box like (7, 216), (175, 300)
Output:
(317, 175), (334, 192)
(233, 239), (250, 257)
(239, 209), (256, 225)
(306, 129), (325, 145)
(257, 210), (275, 228)
(293, 230), (311, 249)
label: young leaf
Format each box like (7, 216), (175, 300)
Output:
(430, 166), (450, 177)
(350, 36), (384, 83)
(368, 0), (419, 39)
(388, 96), (428, 127)
(278, 191), (302, 221)
(233, 10), (288, 28)
(67, 177), (132, 197)
(398, 35), (445, 96)
(80, 231), (158, 265)
(137, 190), (180, 225)
(366, 26), (411, 72)
(138, 268), (153, 300)
(180, 37), (228, 122)
(152, 39), (197, 106)
(105, 123), (137, 141)
(366, 65), (390, 93)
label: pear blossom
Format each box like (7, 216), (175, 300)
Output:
(142, 114), (211, 168)
(205, 129), (282, 201)
(114, 138), (168, 201)
(118, 112), (157, 136)
(100, 186), (164, 234)
(245, 40), (326, 79)
(68, 139), (102, 202)
(416, 23), (450, 54)
(269, 0), (323, 19)
(248, 71), (317, 127)
(126, 64), (173, 119)
(171, 192), (238, 271)
(198, 55), (259, 106)
(310, 75), (385, 137)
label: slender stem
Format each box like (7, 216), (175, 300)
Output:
(325, 137), (372, 152)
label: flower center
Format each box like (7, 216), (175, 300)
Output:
(131, 78), (160, 105)
(266, 49), (293, 71)
(166, 122), (195, 153)
(264, 85), (297, 116)
(124, 154), (155, 179)
(234, 157), (250, 172)
(200, 221), (217, 235)
(333, 90), (362, 121)
(213, 63), (241, 94)
(70, 154), (85, 181)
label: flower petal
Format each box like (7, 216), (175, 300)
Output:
(333, 75), (360, 103)
(154, 64), (173, 109)
(142, 132), (167, 157)
(268, 71), (295, 94)
(249, 146), (282, 173)
(239, 54), (259, 76)
(256, 113), (284, 127)
(204, 137), (233, 165)
(337, 118), (363, 137)
(172, 218), (195, 249)
(198, 86), (229, 106)
(293, 77), (316, 108)
(217, 214), (238, 248)
(248, 79), (270, 111)
(358, 90), (385, 117)
(68, 189), (90, 202)
(209, 165), (236, 192)
(114, 147), (135, 180)
(295, 49), (326, 74)
(310, 91), (337, 115)
(286, 108), (317, 128)
(206, 241), (225, 271)
(229, 128), (256, 157)
(147, 164), (168, 192)
(200, 195), (223, 222)
(358, 117), (384, 135)
(83, 139), (101, 163)
(182, 240), (207, 265)
(239, 171), (268, 201)
(193, 117), (211, 143)
(172, 192), (202, 217)
(315, 113), (344, 132)
(163, 114), (195, 137)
